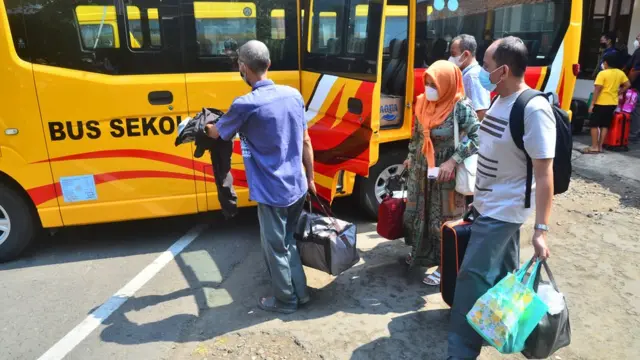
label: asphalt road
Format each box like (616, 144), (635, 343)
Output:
(1, 200), (368, 360)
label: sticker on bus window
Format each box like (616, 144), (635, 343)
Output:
(60, 175), (98, 203)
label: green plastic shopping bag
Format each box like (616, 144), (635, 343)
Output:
(466, 258), (549, 354)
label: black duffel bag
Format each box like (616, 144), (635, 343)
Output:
(294, 194), (359, 276)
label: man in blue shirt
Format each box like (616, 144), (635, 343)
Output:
(205, 40), (315, 314)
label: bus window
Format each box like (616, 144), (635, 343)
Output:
(126, 6), (163, 48)
(304, 0), (383, 79)
(415, 0), (570, 67)
(148, 9), (162, 47)
(317, 12), (338, 53)
(194, 2), (257, 56)
(383, 6), (408, 49)
(350, 5), (368, 54)
(271, 9), (285, 40)
(75, 5), (119, 49)
(184, 0), (298, 72)
(16, 0), (181, 75)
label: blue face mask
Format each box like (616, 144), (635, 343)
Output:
(479, 66), (502, 92)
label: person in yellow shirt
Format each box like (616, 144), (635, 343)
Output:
(586, 53), (631, 153)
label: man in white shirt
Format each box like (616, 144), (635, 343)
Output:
(447, 36), (555, 359)
(450, 34), (492, 205)
(449, 34), (491, 120)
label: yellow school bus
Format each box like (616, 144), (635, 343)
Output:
(0, 0), (580, 261)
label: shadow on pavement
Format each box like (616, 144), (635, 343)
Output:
(350, 309), (451, 360)
(0, 213), (204, 271)
(94, 205), (431, 348)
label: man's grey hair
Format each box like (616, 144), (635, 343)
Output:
(238, 40), (271, 74)
(452, 34), (477, 56)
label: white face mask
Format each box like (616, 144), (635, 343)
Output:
(425, 86), (439, 101)
(448, 55), (463, 67)
(634, 39), (639, 50)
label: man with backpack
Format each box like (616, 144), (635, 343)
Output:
(447, 36), (571, 359)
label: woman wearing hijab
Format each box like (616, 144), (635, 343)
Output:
(403, 60), (480, 286)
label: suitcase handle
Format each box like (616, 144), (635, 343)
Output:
(463, 206), (479, 223)
(382, 168), (408, 200)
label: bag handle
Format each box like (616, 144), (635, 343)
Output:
(453, 103), (460, 148)
(309, 192), (344, 233)
(516, 257), (542, 289)
(533, 260), (560, 292)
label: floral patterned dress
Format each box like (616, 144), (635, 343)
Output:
(403, 98), (480, 267)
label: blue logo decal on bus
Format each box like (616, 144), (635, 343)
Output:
(380, 103), (399, 122)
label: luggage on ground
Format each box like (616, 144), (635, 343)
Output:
(377, 194), (406, 240)
(522, 260), (571, 359)
(295, 194), (360, 276)
(440, 209), (476, 307)
(466, 258), (549, 354)
(604, 111), (631, 151)
(376, 171), (407, 240)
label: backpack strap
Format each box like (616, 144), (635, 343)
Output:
(509, 89), (549, 209)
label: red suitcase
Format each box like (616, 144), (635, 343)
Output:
(377, 195), (406, 240)
(604, 112), (631, 151)
(440, 210), (475, 307)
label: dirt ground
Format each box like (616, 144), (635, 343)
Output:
(172, 137), (640, 360)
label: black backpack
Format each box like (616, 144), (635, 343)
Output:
(491, 89), (572, 208)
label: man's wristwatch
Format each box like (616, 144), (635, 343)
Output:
(534, 224), (550, 232)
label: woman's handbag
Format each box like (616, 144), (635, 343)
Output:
(453, 106), (477, 196)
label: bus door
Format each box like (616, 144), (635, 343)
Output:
(28, 0), (196, 225)
(180, 0), (300, 211)
(301, 0), (386, 200)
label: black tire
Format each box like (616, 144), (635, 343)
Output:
(358, 148), (407, 220)
(0, 183), (37, 262)
(570, 99), (588, 134)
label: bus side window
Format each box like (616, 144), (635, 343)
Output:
(12, 0), (181, 75)
(305, 0), (382, 80)
(76, 5), (120, 49)
(125, 6), (164, 49)
(183, 0), (298, 73)
(414, 0), (569, 68)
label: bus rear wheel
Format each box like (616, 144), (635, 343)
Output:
(0, 183), (37, 262)
(359, 148), (407, 220)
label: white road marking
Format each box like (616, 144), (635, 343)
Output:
(37, 224), (207, 360)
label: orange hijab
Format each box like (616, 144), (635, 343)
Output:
(415, 60), (465, 168)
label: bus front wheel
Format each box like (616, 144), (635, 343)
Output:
(358, 148), (407, 220)
(0, 183), (37, 262)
